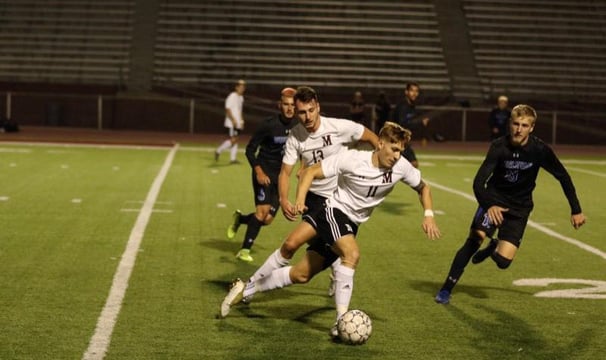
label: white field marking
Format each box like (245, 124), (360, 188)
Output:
(463, 178), (472, 182)
(72, 198), (82, 204)
(562, 159), (606, 166)
(0, 196), (9, 201)
(446, 163), (477, 167)
(120, 208), (174, 213)
(420, 162), (436, 167)
(0, 147), (31, 153)
(434, 210), (446, 215)
(0, 141), (169, 151)
(566, 166), (606, 178)
(210, 169), (219, 174)
(82, 143), (179, 360)
(217, 203), (227, 208)
(124, 200), (173, 205)
(425, 179), (606, 261)
(46, 149), (70, 154)
(112, 166), (120, 171)
(9, 163), (17, 167)
(513, 278), (606, 299)
(61, 164), (69, 169)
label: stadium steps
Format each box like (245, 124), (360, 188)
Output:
(463, 0), (606, 101)
(0, 0), (134, 85)
(152, 0), (451, 92)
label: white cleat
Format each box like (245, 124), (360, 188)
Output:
(330, 322), (339, 340)
(220, 278), (245, 318)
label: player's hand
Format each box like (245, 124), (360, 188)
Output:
(255, 171), (271, 186)
(280, 200), (298, 221)
(294, 201), (308, 215)
(571, 213), (586, 229)
(487, 206), (508, 226)
(422, 217), (441, 240)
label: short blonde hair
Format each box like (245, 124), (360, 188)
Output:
(379, 121), (412, 146)
(511, 104), (537, 124)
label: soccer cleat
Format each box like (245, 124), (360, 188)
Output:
(472, 238), (498, 264)
(220, 278), (245, 318)
(434, 289), (451, 305)
(235, 249), (253, 262)
(230, 159), (241, 165)
(226, 210), (242, 240)
(328, 271), (336, 297)
(214, 151), (220, 162)
(330, 322), (339, 339)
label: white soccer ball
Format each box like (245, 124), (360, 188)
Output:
(337, 309), (372, 345)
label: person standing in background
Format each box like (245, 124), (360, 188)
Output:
(349, 91), (365, 125)
(371, 91), (391, 133)
(488, 95), (511, 140)
(215, 79), (246, 164)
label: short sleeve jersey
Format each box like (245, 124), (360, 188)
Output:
(283, 116), (364, 198)
(224, 91), (244, 128)
(321, 149), (421, 224)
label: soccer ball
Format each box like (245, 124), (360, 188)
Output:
(337, 309), (372, 345)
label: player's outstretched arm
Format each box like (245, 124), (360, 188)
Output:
(279, 163), (297, 221)
(571, 213), (586, 229)
(415, 181), (441, 240)
(294, 163), (324, 215)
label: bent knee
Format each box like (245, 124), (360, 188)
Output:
(290, 269), (312, 284)
(491, 252), (512, 269)
(342, 250), (360, 268)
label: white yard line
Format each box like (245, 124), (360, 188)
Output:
(566, 166), (606, 178)
(425, 180), (606, 261)
(0, 141), (169, 151)
(82, 143), (179, 360)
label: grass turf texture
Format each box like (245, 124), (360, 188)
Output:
(0, 143), (604, 359)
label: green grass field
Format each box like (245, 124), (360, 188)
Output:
(0, 141), (604, 359)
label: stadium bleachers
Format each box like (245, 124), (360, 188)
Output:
(462, 0), (606, 101)
(0, 0), (134, 84)
(152, 0), (451, 92)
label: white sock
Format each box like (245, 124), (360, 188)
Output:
(230, 143), (238, 161)
(331, 257), (342, 272)
(245, 266), (293, 296)
(216, 140), (231, 154)
(249, 249), (290, 283)
(334, 264), (355, 320)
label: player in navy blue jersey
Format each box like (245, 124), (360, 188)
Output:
(227, 87), (299, 262)
(435, 104), (586, 304)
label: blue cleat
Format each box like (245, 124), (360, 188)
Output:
(435, 289), (451, 304)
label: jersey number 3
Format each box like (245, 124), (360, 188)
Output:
(312, 150), (324, 163)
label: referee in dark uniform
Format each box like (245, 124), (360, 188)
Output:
(435, 104), (586, 304)
(227, 87), (298, 262)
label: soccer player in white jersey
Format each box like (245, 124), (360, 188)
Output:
(221, 122), (441, 338)
(275, 86), (378, 291)
(215, 79), (246, 164)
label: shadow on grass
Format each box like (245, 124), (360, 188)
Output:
(445, 304), (595, 359)
(376, 200), (413, 215)
(407, 279), (529, 300)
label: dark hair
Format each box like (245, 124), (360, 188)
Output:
(294, 86), (319, 103)
(405, 82), (420, 91)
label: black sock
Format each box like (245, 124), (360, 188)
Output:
(241, 216), (264, 250)
(475, 238), (498, 260)
(239, 213), (253, 224)
(440, 238), (481, 292)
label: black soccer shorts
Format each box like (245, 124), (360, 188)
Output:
(304, 206), (359, 248)
(251, 171), (279, 217)
(470, 206), (529, 247)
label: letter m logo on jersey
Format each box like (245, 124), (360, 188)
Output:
(382, 171), (393, 184)
(322, 135), (332, 146)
